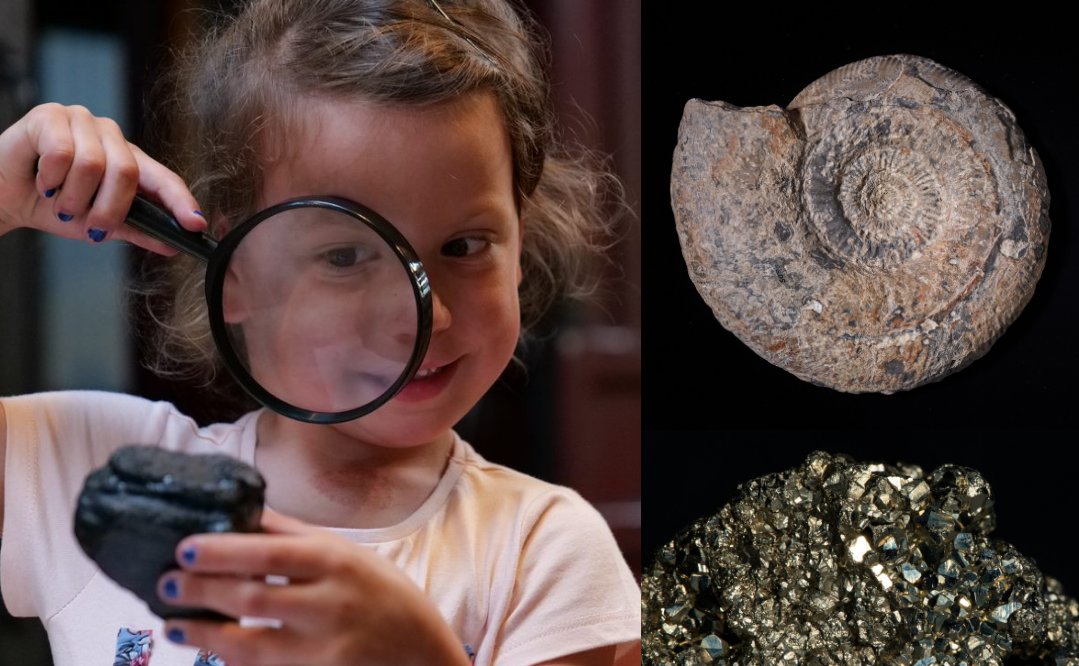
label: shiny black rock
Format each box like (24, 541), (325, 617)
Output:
(74, 445), (265, 620)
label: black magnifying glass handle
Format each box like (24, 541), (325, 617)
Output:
(125, 194), (217, 262)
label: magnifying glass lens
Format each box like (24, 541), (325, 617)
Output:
(220, 206), (419, 415)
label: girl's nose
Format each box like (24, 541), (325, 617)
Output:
(431, 290), (452, 334)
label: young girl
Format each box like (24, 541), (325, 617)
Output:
(0, 1), (640, 665)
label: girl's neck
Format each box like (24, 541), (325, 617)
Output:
(253, 411), (456, 530)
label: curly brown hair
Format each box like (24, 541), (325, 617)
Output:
(144, 0), (619, 381)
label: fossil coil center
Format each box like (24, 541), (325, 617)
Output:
(801, 110), (979, 269)
(837, 148), (943, 252)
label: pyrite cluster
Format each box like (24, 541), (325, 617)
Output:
(643, 452), (1079, 665)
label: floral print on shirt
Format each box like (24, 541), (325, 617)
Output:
(114, 628), (152, 666)
(193, 650), (227, 666)
(114, 627), (228, 665)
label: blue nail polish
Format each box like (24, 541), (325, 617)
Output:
(167, 627), (186, 644)
(44, 188), (57, 198)
(163, 577), (180, 599)
(87, 228), (106, 243)
(193, 210), (205, 217)
(181, 546), (197, 565)
(57, 212), (73, 222)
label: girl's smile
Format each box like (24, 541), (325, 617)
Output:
(395, 358), (460, 403)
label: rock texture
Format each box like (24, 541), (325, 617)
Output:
(642, 451), (1079, 665)
(75, 445), (265, 620)
(671, 55), (1049, 393)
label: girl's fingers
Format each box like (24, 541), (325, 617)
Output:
(260, 508), (322, 535)
(1, 103), (205, 253)
(163, 619), (303, 666)
(80, 116), (139, 244)
(82, 123), (186, 254)
(157, 570), (318, 628)
(106, 221), (182, 256)
(24, 104), (76, 197)
(51, 106), (106, 225)
(128, 143), (206, 233)
(100, 143), (206, 254)
(174, 532), (334, 580)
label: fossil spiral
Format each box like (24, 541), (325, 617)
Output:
(671, 55), (1049, 393)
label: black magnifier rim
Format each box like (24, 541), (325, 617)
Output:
(205, 196), (433, 424)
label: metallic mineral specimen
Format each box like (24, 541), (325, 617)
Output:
(642, 452), (1079, 665)
(671, 54), (1049, 393)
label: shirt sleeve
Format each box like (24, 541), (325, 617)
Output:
(492, 488), (641, 665)
(1, 391), (175, 619)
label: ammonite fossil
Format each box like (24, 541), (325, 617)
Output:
(671, 55), (1049, 393)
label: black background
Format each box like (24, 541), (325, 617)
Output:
(643, 9), (1079, 606)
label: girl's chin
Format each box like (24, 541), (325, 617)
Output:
(326, 411), (461, 450)
(259, 409), (449, 450)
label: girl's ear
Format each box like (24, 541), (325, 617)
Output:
(217, 212), (252, 323)
(517, 218), (524, 286)
(222, 263), (249, 324)
(212, 213), (233, 240)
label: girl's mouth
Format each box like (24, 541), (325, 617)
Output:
(394, 359), (459, 402)
(413, 366), (444, 379)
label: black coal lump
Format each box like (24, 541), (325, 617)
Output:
(74, 445), (265, 620)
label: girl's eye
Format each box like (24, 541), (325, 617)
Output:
(320, 245), (372, 268)
(441, 237), (489, 258)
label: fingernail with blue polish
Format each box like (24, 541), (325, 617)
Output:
(57, 212), (73, 222)
(181, 546), (197, 566)
(44, 188), (57, 198)
(87, 228), (107, 243)
(163, 577), (180, 599)
(167, 627), (186, 644)
(193, 210), (205, 217)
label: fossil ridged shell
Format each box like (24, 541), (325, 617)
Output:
(671, 54), (1049, 393)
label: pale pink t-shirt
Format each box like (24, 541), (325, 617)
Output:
(0, 391), (640, 666)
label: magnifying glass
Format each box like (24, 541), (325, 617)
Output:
(126, 194), (432, 424)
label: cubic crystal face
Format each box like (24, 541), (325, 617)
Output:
(642, 452), (1079, 665)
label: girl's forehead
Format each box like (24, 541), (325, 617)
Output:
(257, 92), (517, 229)
(266, 92), (509, 166)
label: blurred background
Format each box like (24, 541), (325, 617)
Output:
(0, 1), (640, 662)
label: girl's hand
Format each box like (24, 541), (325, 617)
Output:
(157, 510), (471, 666)
(0, 102), (205, 254)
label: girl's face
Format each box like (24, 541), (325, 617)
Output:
(223, 204), (422, 413)
(225, 92), (522, 447)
